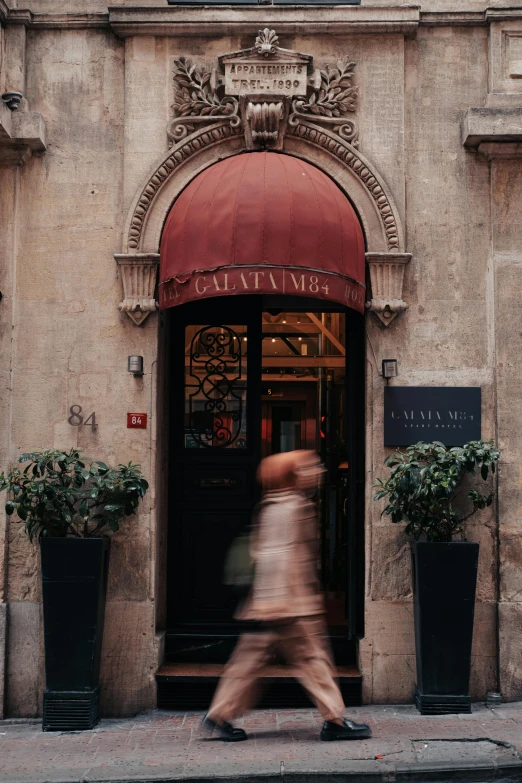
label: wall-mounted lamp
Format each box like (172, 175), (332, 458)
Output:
(382, 359), (398, 380)
(128, 355), (144, 377)
(1, 91), (23, 111)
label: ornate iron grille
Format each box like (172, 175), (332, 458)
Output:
(187, 325), (245, 448)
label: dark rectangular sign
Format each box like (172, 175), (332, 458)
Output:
(384, 387), (481, 447)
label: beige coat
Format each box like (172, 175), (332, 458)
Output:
(237, 489), (325, 621)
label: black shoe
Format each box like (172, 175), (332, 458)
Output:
(201, 715), (248, 742)
(320, 718), (372, 741)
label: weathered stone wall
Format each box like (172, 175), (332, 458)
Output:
(361, 23), (497, 703)
(1, 1), (521, 714)
(494, 158), (522, 701)
(0, 147), (19, 723)
(1, 26), (158, 716)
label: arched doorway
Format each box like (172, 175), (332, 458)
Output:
(157, 152), (366, 708)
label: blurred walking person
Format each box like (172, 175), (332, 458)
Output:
(202, 450), (372, 742)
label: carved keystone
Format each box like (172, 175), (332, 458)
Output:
(365, 252), (412, 326)
(115, 254), (159, 326)
(242, 96), (288, 150)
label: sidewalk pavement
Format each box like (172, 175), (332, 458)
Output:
(1, 703), (522, 783)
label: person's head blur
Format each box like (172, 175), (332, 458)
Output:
(257, 450), (324, 496)
(257, 451), (296, 492)
(294, 450), (325, 496)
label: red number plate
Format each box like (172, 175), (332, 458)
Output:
(127, 413), (147, 429)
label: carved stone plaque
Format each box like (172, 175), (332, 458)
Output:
(169, 28), (359, 151)
(223, 60), (308, 97)
(220, 29), (311, 99)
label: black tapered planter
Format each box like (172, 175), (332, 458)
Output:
(41, 537), (110, 731)
(411, 541), (479, 715)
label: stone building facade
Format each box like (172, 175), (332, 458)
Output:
(1, 0), (522, 718)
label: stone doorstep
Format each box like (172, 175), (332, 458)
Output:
(156, 663), (362, 711)
(156, 663), (361, 677)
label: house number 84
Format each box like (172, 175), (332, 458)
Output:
(68, 405), (97, 431)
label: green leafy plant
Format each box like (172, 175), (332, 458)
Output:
(0, 449), (149, 541)
(374, 440), (500, 542)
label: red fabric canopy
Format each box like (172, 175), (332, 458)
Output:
(159, 152), (365, 312)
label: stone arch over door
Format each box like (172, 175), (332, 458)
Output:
(123, 123), (403, 255)
(116, 122), (411, 665)
(116, 121), (411, 325)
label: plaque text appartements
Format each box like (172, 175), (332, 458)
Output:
(223, 62), (308, 97)
(220, 28), (310, 101)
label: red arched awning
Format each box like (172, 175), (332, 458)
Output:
(159, 152), (365, 313)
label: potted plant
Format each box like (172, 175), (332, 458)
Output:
(0, 449), (148, 731)
(374, 440), (499, 715)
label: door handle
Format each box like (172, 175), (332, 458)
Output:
(343, 498), (349, 517)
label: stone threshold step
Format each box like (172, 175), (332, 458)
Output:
(156, 662), (362, 710)
(157, 662), (361, 680)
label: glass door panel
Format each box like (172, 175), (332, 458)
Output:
(168, 301), (261, 631)
(260, 310), (349, 627)
(184, 324), (248, 450)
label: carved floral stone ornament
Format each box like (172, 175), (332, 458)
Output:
(117, 29), (411, 326)
(168, 29), (359, 150)
(365, 253), (412, 326)
(115, 255), (159, 326)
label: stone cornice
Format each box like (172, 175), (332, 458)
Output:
(486, 8), (522, 22)
(3, 7), (110, 29)
(420, 8), (522, 27)
(31, 13), (109, 29)
(0, 109), (47, 167)
(1, 6), (521, 33)
(108, 5), (420, 38)
(9, 11), (110, 29)
(463, 107), (522, 148)
(420, 11), (487, 26)
(5, 9), (32, 25)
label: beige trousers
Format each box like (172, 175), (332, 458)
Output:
(207, 615), (345, 723)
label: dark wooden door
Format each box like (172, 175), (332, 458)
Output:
(166, 297), (364, 661)
(167, 299), (261, 635)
